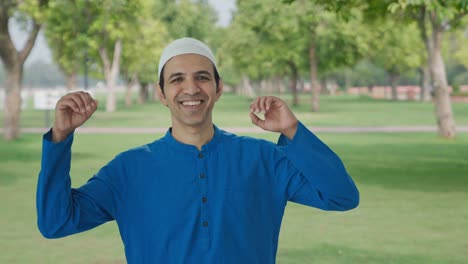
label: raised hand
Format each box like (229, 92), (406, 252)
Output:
(52, 91), (98, 142)
(249, 96), (298, 140)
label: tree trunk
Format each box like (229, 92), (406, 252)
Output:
(288, 61), (299, 106)
(417, 7), (434, 101)
(125, 74), (138, 107)
(260, 79), (267, 95)
(99, 39), (122, 113)
(0, 13), (41, 140)
(345, 69), (351, 91)
(3, 65), (23, 141)
(266, 78), (274, 94)
(389, 72), (399, 101)
(241, 75), (255, 98)
(125, 85), (133, 107)
(320, 78), (327, 95)
(419, 64), (432, 101)
(278, 77), (286, 94)
(65, 71), (77, 91)
(309, 39), (320, 112)
(429, 27), (456, 139)
(298, 79), (304, 93)
(419, 8), (456, 138)
(139, 81), (149, 104)
(272, 76), (281, 94)
(153, 83), (160, 102)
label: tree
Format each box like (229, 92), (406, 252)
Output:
(388, 0), (467, 139)
(228, 0), (366, 110)
(50, 0), (145, 112)
(165, 0), (218, 40)
(299, 0), (467, 138)
(0, 0), (48, 140)
(120, 1), (168, 105)
(226, 0), (309, 104)
(367, 19), (423, 100)
(299, 3), (367, 110)
(89, 0), (143, 112)
(44, 0), (90, 91)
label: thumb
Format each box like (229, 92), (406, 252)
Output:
(249, 112), (266, 130)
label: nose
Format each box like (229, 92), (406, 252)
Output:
(183, 77), (201, 95)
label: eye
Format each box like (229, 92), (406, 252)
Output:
(196, 75), (210, 81)
(170, 77), (183, 83)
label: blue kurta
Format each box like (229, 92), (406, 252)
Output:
(37, 122), (359, 263)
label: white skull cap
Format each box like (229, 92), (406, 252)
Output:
(158, 37), (217, 79)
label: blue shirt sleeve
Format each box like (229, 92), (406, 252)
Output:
(276, 122), (359, 211)
(36, 130), (118, 238)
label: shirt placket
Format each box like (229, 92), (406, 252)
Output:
(197, 151), (210, 250)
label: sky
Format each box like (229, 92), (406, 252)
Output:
(10, 0), (236, 66)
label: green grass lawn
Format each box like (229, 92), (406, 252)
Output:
(1, 132), (467, 263)
(3, 93), (468, 128)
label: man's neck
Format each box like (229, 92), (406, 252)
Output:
(171, 122), (215, 151)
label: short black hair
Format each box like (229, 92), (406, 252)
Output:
(158, 64), (221, 93)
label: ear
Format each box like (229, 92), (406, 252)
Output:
(156, 84), (167, 106)
(215, 79), (224, 101)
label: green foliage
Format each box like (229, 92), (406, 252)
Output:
(346, 60), (388, 86)
(389, 0), (468, 24)
(15, 0), (50, 23)
(367, 19), (423, 75)
(450, 23), (468, 69)
(119, 0), (169, 83)
(224, 0), (368, 82)
(44, 0), (89, 75)
(44, 0), (156, 81)
(387, 0), (468, 38)
(166, 0), (218, 40)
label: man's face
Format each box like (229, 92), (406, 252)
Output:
(159, 53), (223, 130)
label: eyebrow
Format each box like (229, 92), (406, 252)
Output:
(168, 70), (212, 80)
(168, 72), (184, 80)
(194, 70), (212, 77)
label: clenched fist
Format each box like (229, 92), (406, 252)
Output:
(52, 91), (98, 142)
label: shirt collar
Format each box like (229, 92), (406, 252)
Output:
(163, 125), (222, 153)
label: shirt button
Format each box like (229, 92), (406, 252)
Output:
(202, 197), (207, 203)
(199, 173), (206, 179)
(203, 221), (209, 227)
(198, 153), (203, 158)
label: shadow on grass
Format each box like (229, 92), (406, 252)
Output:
(277, 243), (461, 264)
(0, 135), (99, 186)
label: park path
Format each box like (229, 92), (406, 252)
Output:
(5, 125), (468, 134)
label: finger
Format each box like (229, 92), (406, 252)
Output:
(254, 96), (265, 113)
(57, 98), (81, 113)
(265, 96), (275, 111)
(249, 97), (260, 113)
(83, 92), (96, 112)
(66, 93), (87, 114)
(259, 96), (267, 113)
(77, 92), (92, 112)
(249, 112), (265, 129)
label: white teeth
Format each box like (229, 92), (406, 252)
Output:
(182, 101), (201, 106)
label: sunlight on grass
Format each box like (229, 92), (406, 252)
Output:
(1, 132), (467, 263)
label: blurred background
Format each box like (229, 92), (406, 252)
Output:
(0, 0), (467, 263)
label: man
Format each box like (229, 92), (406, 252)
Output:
(37, 38), (359, 263)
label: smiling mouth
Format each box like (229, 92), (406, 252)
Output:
(181, 100), (202, 106)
